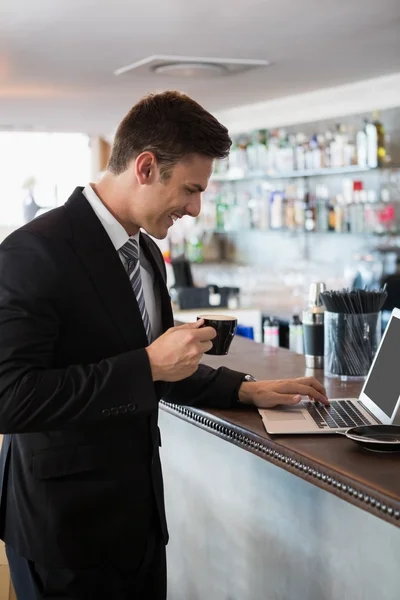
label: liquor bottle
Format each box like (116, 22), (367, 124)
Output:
(305, 136), (315, 171)
(256, 129), (269, 172)
(295, 133), (306, 171)
(365, 119), (378, 168)
(284, 184), (296, 230)
(328, 196), (336, 231)
(315, 135), (326, 169)
(330, 124), (345, 168)
(277, 129), (292, 172)
(356, 124), (368, 168)
(215, 193), (228, 231)
(323, 130), (333, 168)
(344, 125), (357, 166)
(270, 190), (284, 229)
(311, 134), (322, 170)
(237, 135), (249, 172)
(372, 111), (386, 166)
(334, 194), (345, 233)
(287, 134), (296, 172)
(349, 181), (364, 233)
(343, 198), (351, 233)
(257, 184), (270, 231)
(268, 130), (280, 173)
(294, 185), (306, 230)
(248, 194), (260, 230)
(304, 191), (316, 232)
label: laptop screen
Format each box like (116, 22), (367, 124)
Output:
(362, 313), (400, 418)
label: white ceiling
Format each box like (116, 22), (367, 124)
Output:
(0, 0), (400, 135)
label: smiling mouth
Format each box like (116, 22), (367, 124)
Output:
(168, 213), (182, 223)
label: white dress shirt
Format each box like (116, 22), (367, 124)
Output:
(82, 184), (162, 340)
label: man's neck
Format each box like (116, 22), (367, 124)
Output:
(91, 181), (140, 236)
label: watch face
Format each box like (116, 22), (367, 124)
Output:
(245, 375), (257, 382)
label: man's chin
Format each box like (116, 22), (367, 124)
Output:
(141, 226), (168, 240)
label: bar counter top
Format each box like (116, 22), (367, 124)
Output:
(160, 335), (400, 529)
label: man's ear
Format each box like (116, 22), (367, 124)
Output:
(135, 152), (157, 184)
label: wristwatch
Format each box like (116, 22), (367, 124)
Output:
(237, 374), (257, 405)
(243, 374), (257, 383)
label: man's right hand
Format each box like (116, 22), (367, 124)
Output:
(145, 320), (216, 382)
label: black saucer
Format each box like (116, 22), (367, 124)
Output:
(343, 425), (400, 453)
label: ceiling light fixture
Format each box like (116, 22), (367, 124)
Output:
(151, 62), (227, 78)
(114, 55), (270, 78)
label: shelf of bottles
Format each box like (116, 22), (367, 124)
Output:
(212, 164), (378, 182)
(201, 113), (400, 236)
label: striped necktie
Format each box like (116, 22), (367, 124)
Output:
(119, 238), (153, 343)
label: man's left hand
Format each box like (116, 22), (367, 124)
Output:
(238, 377), (329, 408)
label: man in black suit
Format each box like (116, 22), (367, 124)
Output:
(0, 91), (327, 599)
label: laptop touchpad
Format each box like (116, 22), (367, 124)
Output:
(265, 409), (307, 421)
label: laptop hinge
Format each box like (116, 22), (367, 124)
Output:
(358, 401), (381, 424)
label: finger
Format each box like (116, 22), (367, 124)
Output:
(175, 320), (204, 330)
(199, 340), (213, 353)
(303, 386), (329, 405)
(297, 377), (327, 397)
(308, 394), (329, 404)
(193, 326), (217, 341)
(280, 383), (329, 405)
(272, 393), (303, 406)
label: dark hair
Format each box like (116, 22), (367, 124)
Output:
(108, 90), (231, 179)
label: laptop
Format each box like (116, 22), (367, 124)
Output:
(259, 307), (400, 435)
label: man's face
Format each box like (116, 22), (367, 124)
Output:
(130, 153), (213, 239)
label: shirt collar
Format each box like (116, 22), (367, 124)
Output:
(82, 183), (140, 252)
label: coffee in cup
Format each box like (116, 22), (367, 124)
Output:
(197, 314), (237, 355)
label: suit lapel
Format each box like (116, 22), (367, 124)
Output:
(139, 233), (174, 331)
(64, 187), (148, 350)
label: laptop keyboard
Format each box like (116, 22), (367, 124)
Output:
(305, 400), (372, 429)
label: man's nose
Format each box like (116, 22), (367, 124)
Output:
(185, 195), (201, 218)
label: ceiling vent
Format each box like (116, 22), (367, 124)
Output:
(114, 55), (270, 79)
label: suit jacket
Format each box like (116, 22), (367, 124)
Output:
(0, 187), (245, 569)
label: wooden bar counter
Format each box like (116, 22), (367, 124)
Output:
(160, 335), (400, 600)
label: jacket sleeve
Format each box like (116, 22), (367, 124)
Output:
(162, 364), (247, 409)
(0, 231), (158, 434)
